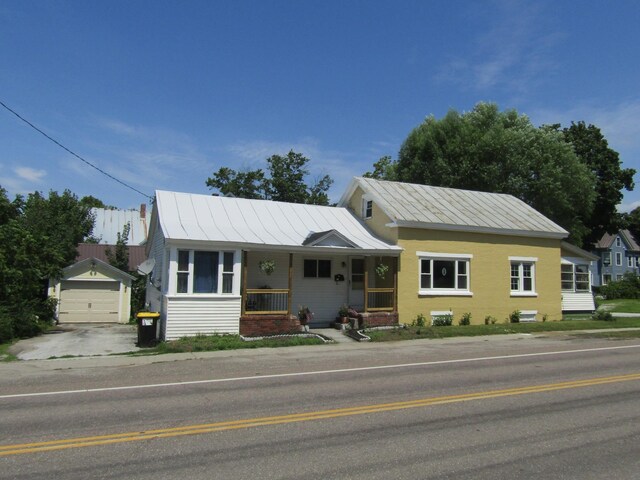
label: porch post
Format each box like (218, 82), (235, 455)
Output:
(364, 256), (369, 312)
(241, 250), (248, 315)
(393, 256), (398, 312)
(287, 253), (293, 315)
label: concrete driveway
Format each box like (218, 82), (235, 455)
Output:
(9, 324), (140, 360)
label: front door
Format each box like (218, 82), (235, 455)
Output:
(349, 257), (365, 310)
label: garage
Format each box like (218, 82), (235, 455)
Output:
(59, 280), (121, 323)
(49, 257), (135, 324)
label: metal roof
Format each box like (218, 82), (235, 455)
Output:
(594, 229), (640, 251)
(339, 177), (568, 239)
(91, 205), (148, 245)
(76, 243), (147, 272)
(154, 190), (401, 254)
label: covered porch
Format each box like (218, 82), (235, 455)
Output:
(240, 250), (399, 336)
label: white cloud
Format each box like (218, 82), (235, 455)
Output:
(15, 166), (46, 182)
(618, 200), (640, 213)
(434, 0), (561, 94)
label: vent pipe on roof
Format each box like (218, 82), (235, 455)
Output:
(140, 204), (146, 219)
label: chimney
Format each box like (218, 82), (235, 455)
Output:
(140, 204), (146, 219)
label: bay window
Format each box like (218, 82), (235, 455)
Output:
(175, 250), (236, 294)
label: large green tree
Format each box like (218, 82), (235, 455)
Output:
(384, 103), (597, 245)
(0, 188), (94, 342)
(557, 121), (635, 245)
(206, 150), (333, 205)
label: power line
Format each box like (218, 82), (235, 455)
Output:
(0, 99), (152, 200)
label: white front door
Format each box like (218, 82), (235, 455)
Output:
(349, 257), (365, 310)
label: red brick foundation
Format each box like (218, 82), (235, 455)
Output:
(240, 314), (301, 336)
(354, 311), (399, 328)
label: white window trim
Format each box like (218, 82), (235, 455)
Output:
(616, 237), (621, 247)
(510, 258), (537, 297)
(628, 256), (634, 268)
(520, 310), (538, 322)
(417, 252), (473, 296)
(170, 248), (240, 296)
(362, 196), (373, 219)
(616, 252), (622, 266)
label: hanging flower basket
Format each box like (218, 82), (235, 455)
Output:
(375, 262), (389, 279)
(258, 259), (276, 276)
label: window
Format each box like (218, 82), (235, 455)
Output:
(603, 274), (612, 285)
(603, 252), (611, 266)
(616, 237), (622, 247)
(562, 264), (590, 292)
(175, 250), (235, 294)
(363, 199), (373, 219)
(616, 252), (622, 266)
(417, 252), (472, 295)
(616, 274), (624, 281)
(510, 257), (536, 296)
(628, 256), (634, 268)
(304, 259), (331, 278)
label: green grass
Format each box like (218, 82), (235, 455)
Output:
(597, 298), (640, 313)
(573, 330), (640, 339)
(0, 340), (18, 362)
(144, 333), (327, 354)
(365, 317), (640, 342)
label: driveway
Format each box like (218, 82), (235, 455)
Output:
(9, 324), (140, 360)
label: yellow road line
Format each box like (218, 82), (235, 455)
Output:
(3, 372), (640, 457)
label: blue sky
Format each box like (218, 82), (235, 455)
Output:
(1, 0), (639, 211)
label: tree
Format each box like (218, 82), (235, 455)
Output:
(364, 155), (398, 180)
(558, 121), (635, 245)
(393, 103), (597, 245)
(0, 187), (94, 342)
(624, 207), (640, 242)
(206, 150), (333, 205)
(105, 222), (130, 273)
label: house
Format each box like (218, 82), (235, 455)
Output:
(591, 230), (640, 286)
(91, 204), (149, 245)
(560, 242), (598, 312)
(48, 244), (145, 324)
(145, 190), (401, 340)
(338, 177), (570, 324)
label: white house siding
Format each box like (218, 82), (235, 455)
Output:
(164, 296), (242, 340)
(291, 254), (349, 326)
(561, 292), (595, 312)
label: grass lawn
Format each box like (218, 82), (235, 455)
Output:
(597, 298), (640, 313)
(0, 340), (17, 362)
(139, 333), (327, 355)
(365, 317), (640, 342)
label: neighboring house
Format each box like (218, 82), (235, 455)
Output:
(591, 230), (640, 286)
(560, 242), (598, 312)
(91, 204), (149, 245)
(48, 243), (145, 324)
(145, 190), (401, 340)
(338, 177), (570, 324)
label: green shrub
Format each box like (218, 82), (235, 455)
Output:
(432, 314), (453, 326)
(599, 273), (640, 299)
(459, 312), (471, 326)
(484, 315), (498, 325)
(0, 307), (14, 344)
(509, 310), (521, 323)
(412, 313), (426, 327)
(592, 310), (615, 322)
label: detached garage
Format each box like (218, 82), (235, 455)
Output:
(49, 257), (134, 324)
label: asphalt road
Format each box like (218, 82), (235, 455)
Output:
(1, 333), (640, 479)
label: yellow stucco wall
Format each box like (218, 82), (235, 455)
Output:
(396, 229), (563, 324)
(347, 186), (398, 244)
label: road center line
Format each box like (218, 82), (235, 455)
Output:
(2, 343), (640, 400)
(2, 372), (640, 457)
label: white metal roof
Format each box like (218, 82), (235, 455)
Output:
(339, 177), (568, 239)
(92, 206), (149, 245)
(154, 190), (401, 254)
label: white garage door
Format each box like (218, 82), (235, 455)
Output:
(59, 280), (120, 323)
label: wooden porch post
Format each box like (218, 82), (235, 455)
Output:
(364, 256), (369, 312)
(287, 253), (293, 316)
(241, 250), (248, 315)
(393, 256), (398, 312)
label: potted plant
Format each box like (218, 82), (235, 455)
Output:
(338, 304), (349, 323)
(298, 305), (313, 332)
(375, 262), (389, 280)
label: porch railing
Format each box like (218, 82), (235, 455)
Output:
(244, 289), (290, 315)
(366, 288), (395, 312)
